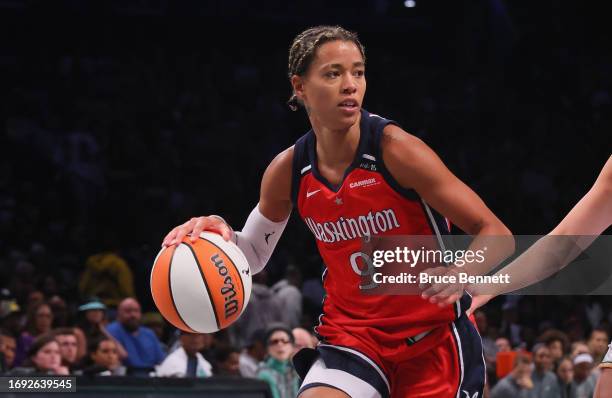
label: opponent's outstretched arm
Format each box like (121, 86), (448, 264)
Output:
(469, 155), (612, 311)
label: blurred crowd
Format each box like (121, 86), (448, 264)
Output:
(476, 306), (609, 397)
(1, 1), (611, 398)
(0, 291), (311, 398)
(1, 281), (610, 398)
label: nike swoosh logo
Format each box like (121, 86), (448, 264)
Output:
(306, 189), (321, 198)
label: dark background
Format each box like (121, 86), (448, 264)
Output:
(0, 0), (610, 334)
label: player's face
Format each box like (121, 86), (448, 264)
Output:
(296, 40), (365, 131)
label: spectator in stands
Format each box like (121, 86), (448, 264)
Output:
(79, 250), (135, 307)
(53, 328), (79, 372)
(0, 289), (22, 339)
(588, 327), (610, 363)
(539, 329), (570, 369)
(499, 299), (523, 347)
(198, 333), (215, 363)
(9, 261), (36, 305)
(107, 298), (165, 376)
(239, 329), (266, 378)
(257, 325), (299, 398)
(13, 302), (53, 367)
(0, 329), (16, 371)
(142, 312), (168, 352)
(27, 291), (45, 310)
(156, 332), (212, 378)
(531, 343), (560, 397)
(213, 345), (241, 376)
(271, 265), (302, 329)
(573, 353), (597, 398)
(75, 298), (127, 361)
(571, 341), (590, 359)
(48, 295), (70, 328)
(301, 273), (325, 316)
(490, 352), (534, 398)
(9, 334), (69, 375)
(474, 310), (498, 366)
(78, 336), (125, 376)
(556, 356), (577, 398)
(230, 271), (283, 348)
(291, 327), (316, 355)
(496, 337), (512, 353)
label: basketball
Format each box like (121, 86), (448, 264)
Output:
(150, 232), (252, 333)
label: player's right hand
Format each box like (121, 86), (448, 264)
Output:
(162, 216), (233, 247)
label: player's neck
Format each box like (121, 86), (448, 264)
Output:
(311, 119), (360, 170)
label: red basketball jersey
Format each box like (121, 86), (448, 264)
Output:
(291, 109), (471, 348)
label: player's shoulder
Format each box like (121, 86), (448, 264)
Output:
(261, 146), (294, 206)
(266, 145), (294, 176)
(381, 124), (430, 165)
(381, 123), (422, 146)
(599, 155), (612, 188)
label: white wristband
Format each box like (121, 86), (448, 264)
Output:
(602, 342), (612, 367)
(234, 204), (289, 274)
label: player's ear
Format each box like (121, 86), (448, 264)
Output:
(291, 75), (306, 102)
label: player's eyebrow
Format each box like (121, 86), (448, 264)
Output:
(327, 62), (365, 69)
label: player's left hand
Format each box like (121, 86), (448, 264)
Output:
(419, 265), (466, 307)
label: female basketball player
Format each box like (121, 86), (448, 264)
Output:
(162, 26), (513, 398)
(465, 155), (612, 398)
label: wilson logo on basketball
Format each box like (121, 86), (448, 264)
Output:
(210, 253), (239, 318)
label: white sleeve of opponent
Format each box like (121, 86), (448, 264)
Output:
(232, 204), (289, 274)
(602, 341), (612, 368)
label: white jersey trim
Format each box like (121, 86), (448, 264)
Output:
(318, 344), (390, 393)
(301, 358), (382, 398)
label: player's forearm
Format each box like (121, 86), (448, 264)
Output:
(474, 171), (611, 296)
(471, 234), (584, 296)
(455, 222), (515, 278)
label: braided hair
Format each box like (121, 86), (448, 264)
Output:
(287, 26), (365, 111)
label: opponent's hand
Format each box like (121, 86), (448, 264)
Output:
(419, 266), (465, 307)
(466, 293), (494, 316)
(162, 216), (233, 247)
